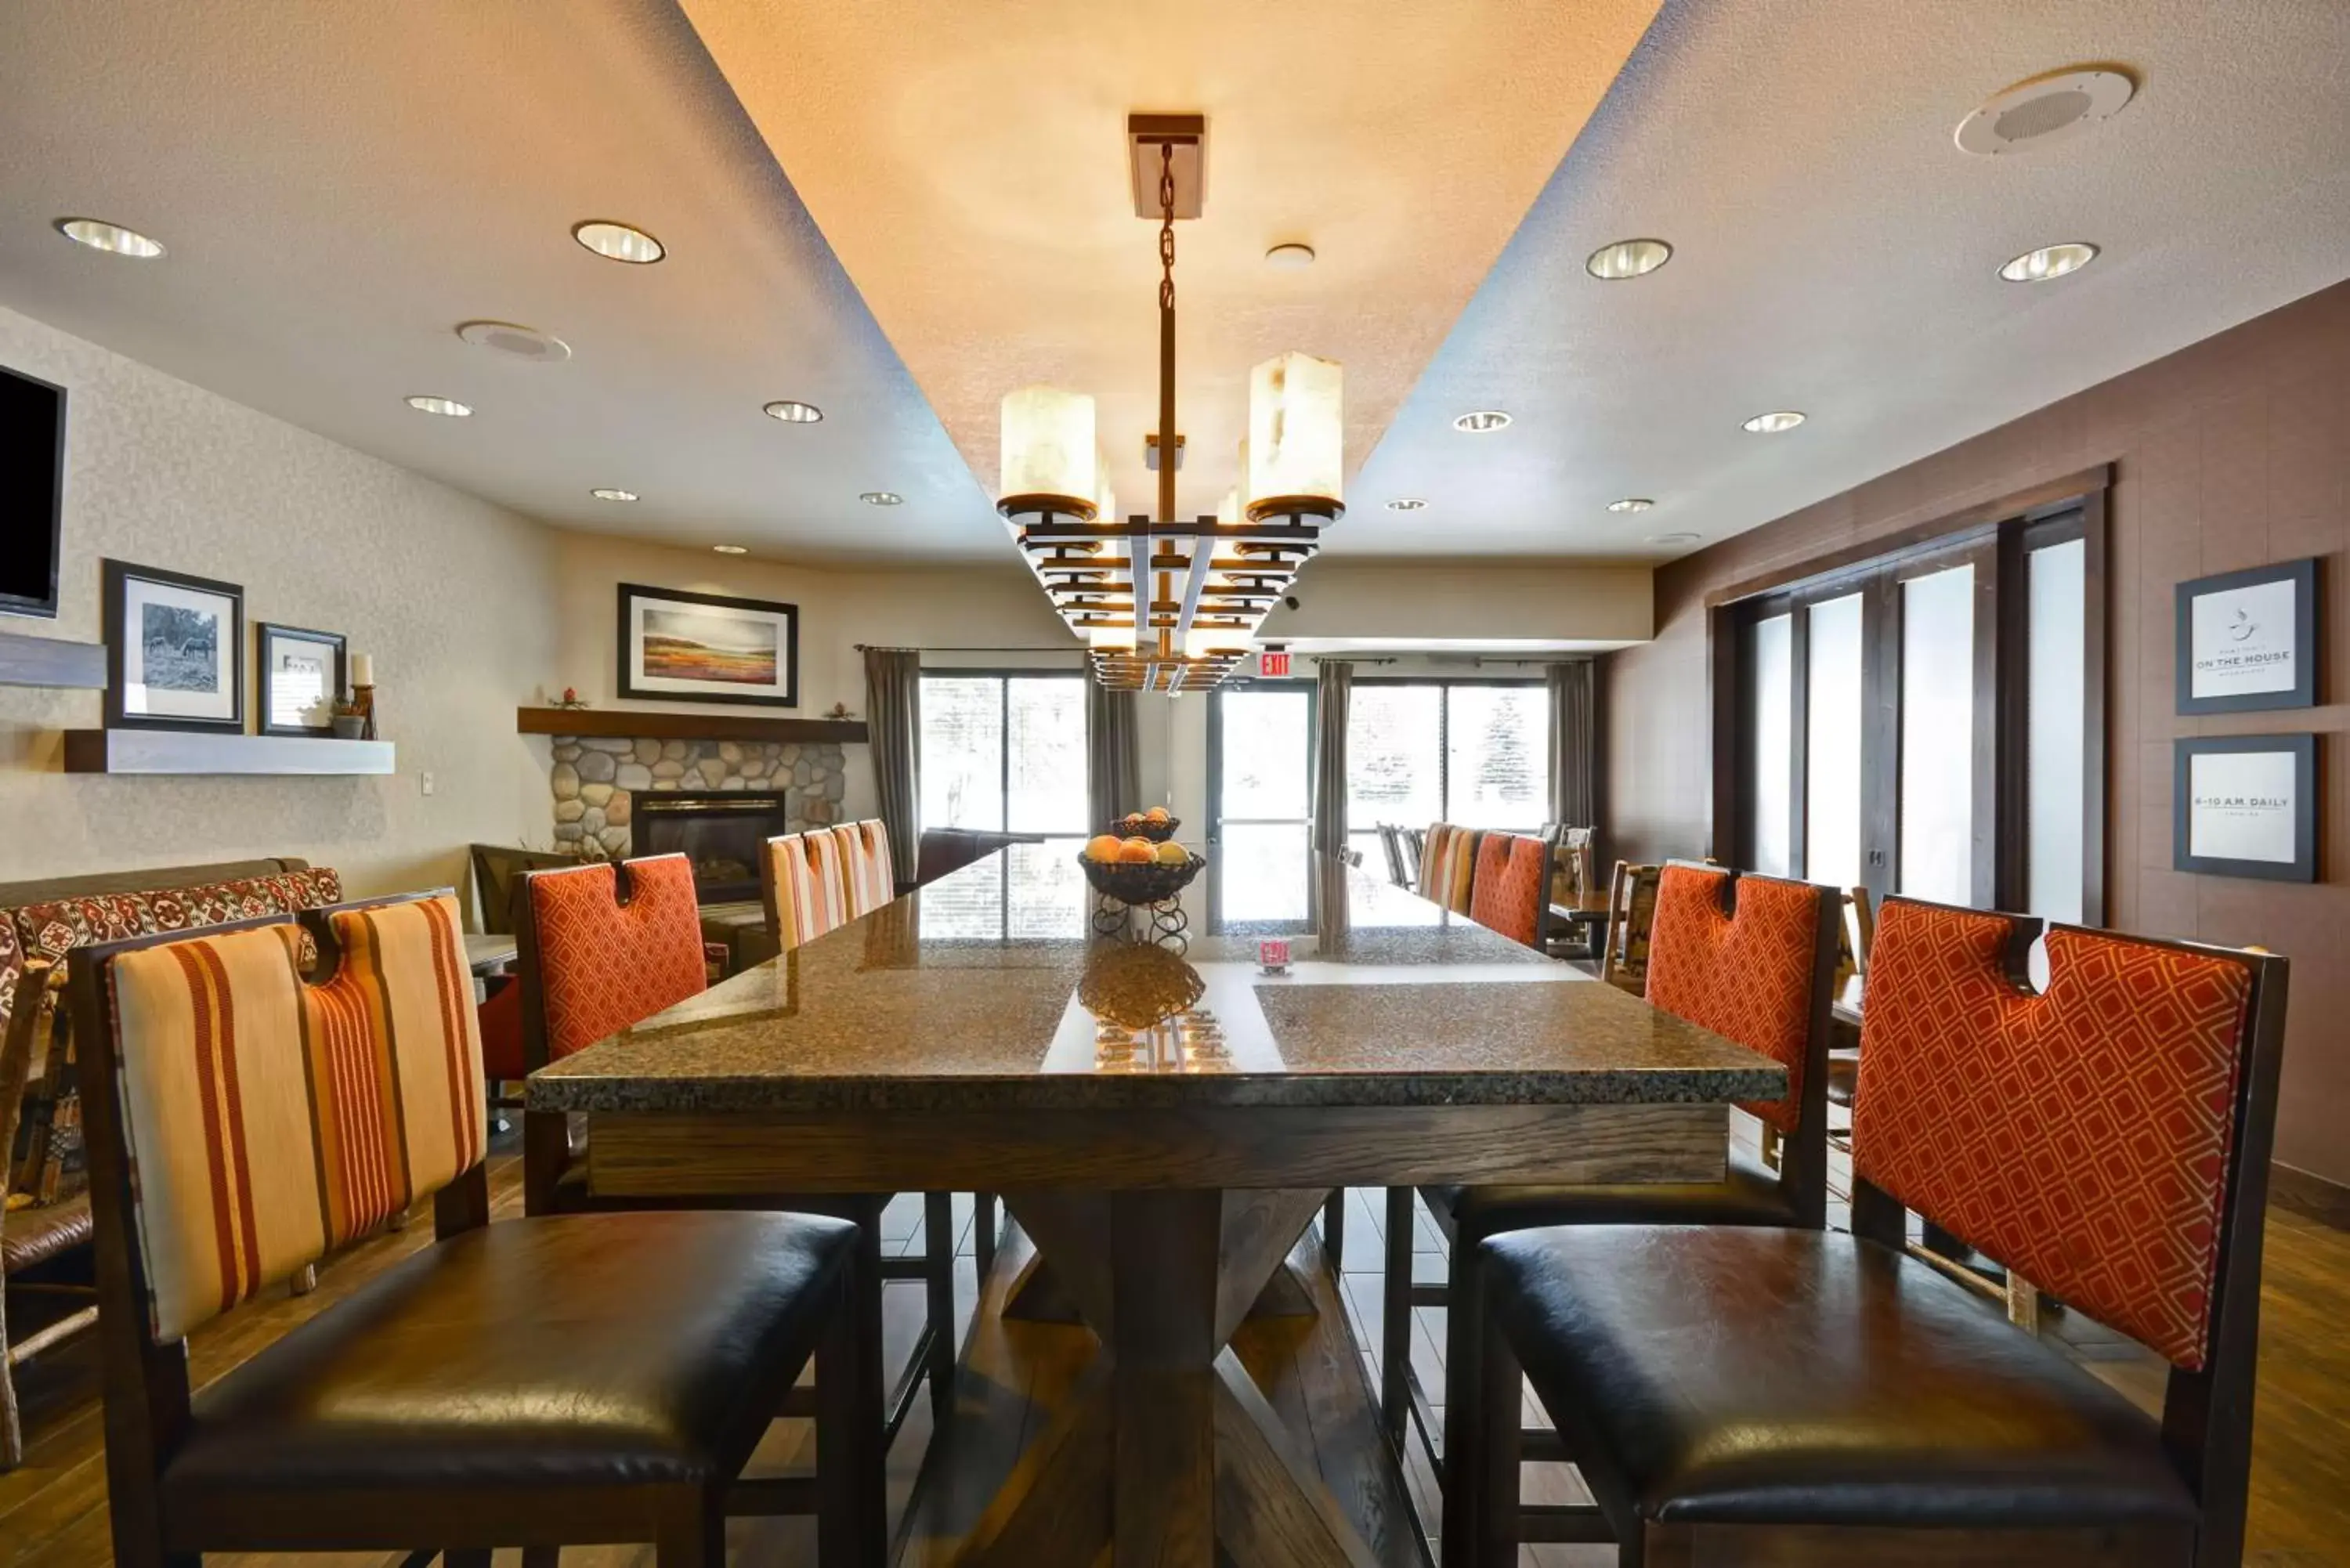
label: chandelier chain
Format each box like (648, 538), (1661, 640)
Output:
(1158, 142), (1176, 313)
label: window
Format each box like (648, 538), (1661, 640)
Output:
(1209, 685), (1316, 923)
(916, 672), (1089, 938)
(1343, 680), (1552, 867)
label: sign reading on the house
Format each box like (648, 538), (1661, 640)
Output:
(2189, 576), (2298, 699)
(1258, 649), (1291, 679)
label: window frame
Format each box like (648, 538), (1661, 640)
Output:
(915, 667), (1090, 938)
(1347, 674), (1553, 836)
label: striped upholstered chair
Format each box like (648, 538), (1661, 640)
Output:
(765, 831), (855, 952)
(831, 820), (896, 918)
(65, 894), (875, 1566)
(1467, 898), (2288, 1568)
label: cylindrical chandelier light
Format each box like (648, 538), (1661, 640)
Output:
(1246, 352), (1344, 522)
(999, 385), (1100, 520)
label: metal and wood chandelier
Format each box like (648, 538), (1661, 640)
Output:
(997, 115), (1343, 692)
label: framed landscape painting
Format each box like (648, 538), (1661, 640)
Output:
(616, 582), (798, 707)
(102, 558), (244, 732)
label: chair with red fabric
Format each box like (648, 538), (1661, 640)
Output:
(1394, 862), (1840, 1562)
(1466, 898), (2287, 1568)
(515, 854), (960, 1449)
(1468, 833), (1550, 949)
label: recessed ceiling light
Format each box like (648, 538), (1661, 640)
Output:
(405, 395), (473, 417)
(860, 491), (903, 507)
(1999, 242), (2099, 283)
(1608, 497), (1654, 513)
(1265, 242), (1317, 269)
(572, 220), (664, 264)
(1585, 238), (1672, 280)
(1647, 532), (1701, 546)
(712, 544), (748, 555)
(1742, 410), (1806, 434)
(457, 320), (571, 362)
(764, 399), (824, 424)
(1385, 497), (1428, 511)
(590, 487), (638, 502)
(55, 218), (164, 258)
(1454, 410), (1512, 434)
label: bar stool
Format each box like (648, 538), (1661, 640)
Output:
(67, 894), (879, 1567)
(1467, 833), (1551, 949)
(1470, 898), (2287, 1567)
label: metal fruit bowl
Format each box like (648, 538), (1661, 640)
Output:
(1078, 849), (1207, 905)
(1110, 814), (1182, 844)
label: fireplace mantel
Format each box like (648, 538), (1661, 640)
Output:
(517, 706), (869, 744)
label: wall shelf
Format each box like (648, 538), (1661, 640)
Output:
(62, 730), (397, 776)
(515, 706), (869, 745)
(0, 630), (107, 689)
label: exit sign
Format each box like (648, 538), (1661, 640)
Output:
(1258, 650), (1292, 679)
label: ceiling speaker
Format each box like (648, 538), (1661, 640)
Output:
(1955, 68), (2135, 156)
(456, 320), (572, 362)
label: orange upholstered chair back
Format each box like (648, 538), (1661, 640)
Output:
(85, 895), (485, 1342)
(1468, 834), (1549, 948)
(1853, 898), (2264, 1371)
(1644, 864), (1832, 1137)
(522, 854), (707, 1061)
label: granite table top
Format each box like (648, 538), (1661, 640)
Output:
(528, 846), (1784, 1116)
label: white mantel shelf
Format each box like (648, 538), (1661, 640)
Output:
(62, 729), (397, 776)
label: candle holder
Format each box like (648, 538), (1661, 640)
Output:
(352, 683), (378, 741)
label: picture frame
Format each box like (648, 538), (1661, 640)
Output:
(2173, 733), (2318, 883)
(2175, 557), (2317, 714)
(102, 558), (244, 732)
(255, 621), (347, 737)
(616, 582), (798, 707)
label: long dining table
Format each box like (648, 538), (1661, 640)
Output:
(528, 845), (1781, 1567)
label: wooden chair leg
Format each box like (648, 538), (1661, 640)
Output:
(974, 1190), (998, 1281)
(2007, 1269), (2041, 1334)
(654, 1494), (725, 1568)
(521, 1548), (559, 1568)
(1467, 1288), (1524, 1568)
(1321, 1188), (1347, 1274)
(818, 1252), (888, 1568)
(290, 1263), (319, 1296)
(443, 1552), (492, 1568)
(923, 1191), (956, 1424)
(1380, 1187), (1415, 1451)
(2, 1288), (21, 1472)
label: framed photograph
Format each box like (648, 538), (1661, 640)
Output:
(616, 582), (798, 707)
(255, 621), (346, 736)
(102, 559), (244, 732)
(2174, 733), (2317, 883)
(2176, 557), (2317, 714)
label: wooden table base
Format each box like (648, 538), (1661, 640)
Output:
(953, 1189), (1376, 1568)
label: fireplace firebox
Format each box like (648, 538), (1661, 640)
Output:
(630, 789), (793, 902)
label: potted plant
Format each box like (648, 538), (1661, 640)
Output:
(330, 698), (367, 739)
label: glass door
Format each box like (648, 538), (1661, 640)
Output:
(1209, 685), (1314, 923)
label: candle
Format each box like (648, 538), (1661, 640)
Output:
(350, 653), (374, 687)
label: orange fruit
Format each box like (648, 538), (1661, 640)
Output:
(1085, 834), (1126, 862)
(1116, 837), (1158, 864)
(1144, 806), (1171, 823)
(1153, 840), (1190, 865)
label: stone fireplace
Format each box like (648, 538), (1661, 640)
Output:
(548, 733), (847, 860)
(631, 789), (791, 902)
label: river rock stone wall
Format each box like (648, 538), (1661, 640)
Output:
(548, 735), (848, 856)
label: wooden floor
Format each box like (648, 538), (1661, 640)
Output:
(6, 1140), (2350, 1566)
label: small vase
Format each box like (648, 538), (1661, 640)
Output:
(331, 715), (366, 739)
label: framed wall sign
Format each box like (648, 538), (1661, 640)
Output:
(102, 558), (244, 732)
(2173, 733), (2317, 882)
(2175, 557), (2316, 714)
(255, 621), (346, 736)
(616, 582), (799, 707)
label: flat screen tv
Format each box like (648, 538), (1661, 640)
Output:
(1, 363), (67, 619)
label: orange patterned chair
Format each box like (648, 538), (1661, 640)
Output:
(64, 892), (876, 1566)
(1408, 863), (1840, 1553)
(1467, 898), (2287, 1568)
(1468, 833), (1550, 949)
(516, 853), (960, 1447)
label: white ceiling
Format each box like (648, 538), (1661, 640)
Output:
(2, 0), (2347, 573)
(1345, 0), (2350, 558)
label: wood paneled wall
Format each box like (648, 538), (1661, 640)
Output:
(1603, 278), (2350, 1185)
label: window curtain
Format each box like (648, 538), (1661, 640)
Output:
(862, 647), (922, 878)
(1086, 678), (1141, 829)
(1549, 657), (1596, 829)
(1312, 659), (1354, 857)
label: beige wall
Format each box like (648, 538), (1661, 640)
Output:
(1257, 559), (1651, 649)
(0, 305), (555, 898)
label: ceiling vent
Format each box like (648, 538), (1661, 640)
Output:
(1955, 68), (2135, 156)
(456, 320), (572, 363)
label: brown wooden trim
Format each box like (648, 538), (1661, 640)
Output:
(2270, 1161), (2350, 1231)
(2078, 490), (2110, 927)
(1706, 603), (1739, 862)
(516, 706), (869, 744)
(1703, 464), (2114, 609)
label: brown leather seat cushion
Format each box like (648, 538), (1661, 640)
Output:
(2, 1193), (92, 1274)
(1423, 1144), (1795, 1246)
(1482, 1225), (2194, 1530)
(164, 1209), (852, 1507)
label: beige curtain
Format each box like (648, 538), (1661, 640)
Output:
(862, 648), (922, 879)
(1312, 659), (1353, 857)
(1549, 657), (1596, 829)
(1087, 679), (1141, 829)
